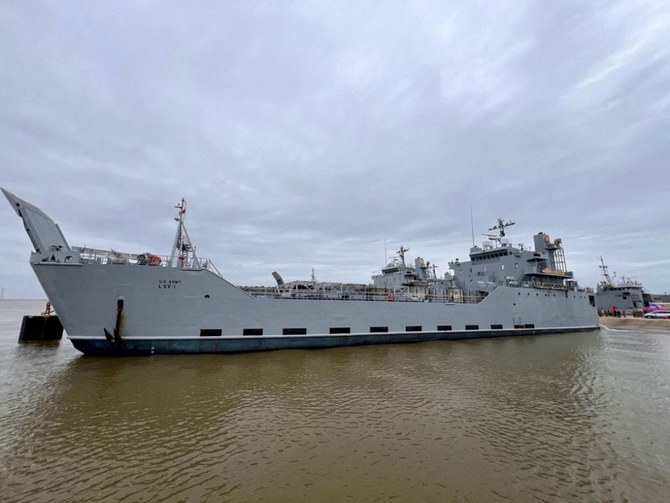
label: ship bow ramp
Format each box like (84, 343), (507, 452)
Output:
(2, 188), (72, 260)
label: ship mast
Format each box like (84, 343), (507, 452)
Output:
(489, 218), (515, 238)
(598, 256), (612, 285)
(397, 246), (409, 266)
(169, 198), (198, 267)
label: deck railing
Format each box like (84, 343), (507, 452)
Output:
(73, 246), (222, 277)
(239, 286), (487, 304)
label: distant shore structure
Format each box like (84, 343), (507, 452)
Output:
(0, 288), (5, 300)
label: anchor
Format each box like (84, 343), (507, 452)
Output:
(104, 298), (124, 345)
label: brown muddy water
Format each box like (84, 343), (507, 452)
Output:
(1, 300), (669, 502)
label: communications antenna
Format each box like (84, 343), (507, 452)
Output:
(470, 206), (475, 246)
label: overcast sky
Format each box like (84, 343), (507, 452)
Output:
(1, 1), (669, 299)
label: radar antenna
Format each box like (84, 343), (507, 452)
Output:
(480, 233), (501, 246)
(489, 218), (515, 238)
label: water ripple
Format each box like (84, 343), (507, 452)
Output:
(1, 305), (669, 501)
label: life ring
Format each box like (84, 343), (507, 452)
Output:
(387, 293), (394, 301)
(149, 255), (162, 266)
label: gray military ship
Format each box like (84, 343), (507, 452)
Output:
(595, 256), (650, 315)
(3, 189), (598, 355)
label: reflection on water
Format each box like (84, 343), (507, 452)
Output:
(1, 300), (669, 502)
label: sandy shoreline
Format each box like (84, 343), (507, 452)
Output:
(598, 317), (670, 330)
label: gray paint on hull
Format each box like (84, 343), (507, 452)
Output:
(33, 262), (597, 337)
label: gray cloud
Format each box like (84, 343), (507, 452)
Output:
(2, 0), (670, 298)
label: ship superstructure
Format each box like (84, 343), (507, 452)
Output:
(371, 246), (450, 301)
(449, 219), (574, 293)
(3, 189), (598, 355)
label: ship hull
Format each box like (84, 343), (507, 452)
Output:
(70, 326), (598, 356)
(32, 261), (599, 356)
